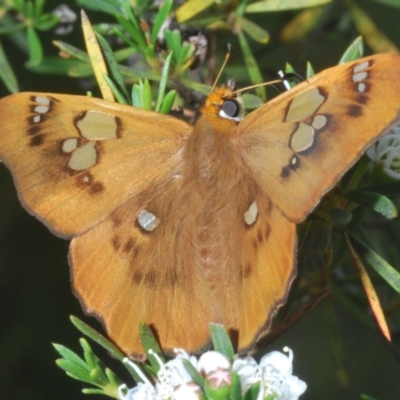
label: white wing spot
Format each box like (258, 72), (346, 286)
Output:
(357, 82), (366, 92)
(244, 201), (258, 226)
(352, 72), (368, 82)
(291, 155), (299, 166)
(35, 96), (50, 106)
(68, 142), (97, 171)
(34, 105), (49, 114)
(33, 115), (41, 123)
(62, 138), (78, 153)
(138, 210), (160, 232)
(312, 115), (327, 130)
(353, 61), (369, 73)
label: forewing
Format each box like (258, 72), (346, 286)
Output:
(237, 54), (400, 223)
(0, 93), (191, 237)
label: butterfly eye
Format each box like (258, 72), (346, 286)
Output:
(219, 99), (242, 122)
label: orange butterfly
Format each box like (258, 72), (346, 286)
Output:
(0, 54), (399, 357)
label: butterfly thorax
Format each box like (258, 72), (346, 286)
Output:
(180, 108), (245, 286)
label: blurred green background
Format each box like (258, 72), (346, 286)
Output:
(1, 0), (400, 399)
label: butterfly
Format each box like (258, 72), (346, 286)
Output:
(0, 54), (399, 357)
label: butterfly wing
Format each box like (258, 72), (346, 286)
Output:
(219, 184), (297, 352)
(227, 54), (400, 350)
(70, 174), (216, 356)
(0, 93), (191, 237)
(237, 54), (400, 223)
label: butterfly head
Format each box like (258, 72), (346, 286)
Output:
(201, 79), (243, 123)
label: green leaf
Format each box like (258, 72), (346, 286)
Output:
(306, 61), (315, 78)
(96, 32), (129, 102)
(151, 0), (173, 44)
(230, 371), (243, 400)
(25, 1), (34, 19)
(360, 395), (379, 400)
(0, 40), (19, 93)
(155, 52), (172, 112)
(113, 27), (142, 53)
(76, 0), (124, 16)
(178, 42), (195, 67)
(347, 233), (400, 294)
(81, 339), (100, 372)
(116, 15), (147, 49)
(244, 382), (260, 400)
(210, 324), (235, 361)
(164, 29), (182, 64)
(26, 26), (43, 66)
(339, 36), (363, 64)
(35, 14), (60, 31)
(0, 22), (26, 35)
(70, 316), (125, 361)
(182, 359), (205, 388)
(103, 74), (129, 104)
(53, 40), (91, 62)
(237, 30), (265, 100)
(139, 322), (165, 372)
(34, 0), (45, 15)
(246, 0), (332, 12)
(82, 388), (110, 395)
(53, 344), (88, 370)
(106, 368), (121, 388)
(56, 359), (92, 383)
(160, 90), (176, 114)
(26, 57), (85, 75)
(131, 84), (142, 107)
(142, 79), (152, 110)
(344, 190), (398, 219)
(236, 15), (270, 44)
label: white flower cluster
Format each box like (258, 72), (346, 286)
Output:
(118, 347), (306, 400)
(367, 120), (400, 179)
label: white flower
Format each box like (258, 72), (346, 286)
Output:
(197, 351), (231, 375)
(157, 349), (194, 388)
(171, 382), (203, 400)
(119, 347), (306, 400)
(232, 355), (259, 393)
(367, 121), (400, 179)
(233, 347), (306, 400)
(118, 383), (157, 400)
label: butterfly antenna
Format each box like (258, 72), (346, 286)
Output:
(233, 70), (306, 96)
(232, 79), (287, 96)
(211, 44), (233, 92)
